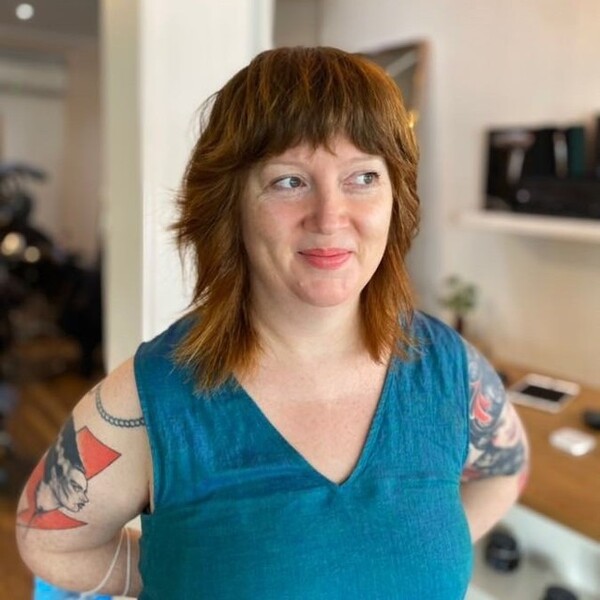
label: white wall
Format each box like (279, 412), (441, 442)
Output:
(0, 42), (101, 265)
(0, 54), (66, 240)
(275, 0), (320, 47)
(101, 0), (143, 370)
(319, 0), (600, 387)
(61, 41), (102, 265)
(139, 0), (274, 342)
(102, 0), (274, 369)
(0, 42), (101, 262)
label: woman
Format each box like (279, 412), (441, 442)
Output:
(17, 47), (528, 599)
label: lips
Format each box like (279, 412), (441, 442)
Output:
(298, 248), (352, 270)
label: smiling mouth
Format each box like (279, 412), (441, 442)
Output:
(299, 248), (352, 269)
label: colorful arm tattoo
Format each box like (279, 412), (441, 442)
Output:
(17, 416), (121, 530)
(461, 341), (528, 484)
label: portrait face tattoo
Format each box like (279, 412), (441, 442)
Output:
(18, 413), (120, 530)
(35, 417), (89, 513)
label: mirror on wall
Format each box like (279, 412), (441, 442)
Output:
(361, 40), (427, 128)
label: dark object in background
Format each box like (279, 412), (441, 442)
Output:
(58, 256), (103, 378)
(594, 115), (600, 179)
(484, 528), (521, 572)
(485, 121), (600, 218)
(496, 369), (509, 387)
(513, 177), (600, 219)
(486, 129), (536, 208)
(582, 409), (600, 431)
(566, 127), (586, 178)
(522, 128), (560, 179)
(0, 162), (104, 379)
(541, 585), (578, 600)
(0, 162), (45, 228)
(0, 381), (18, 490)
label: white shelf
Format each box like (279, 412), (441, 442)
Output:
(458, 210), (600, 243)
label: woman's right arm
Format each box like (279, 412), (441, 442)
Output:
(16, 358), (151, 597)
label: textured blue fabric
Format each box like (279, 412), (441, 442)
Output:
(134, 312), (473, 599)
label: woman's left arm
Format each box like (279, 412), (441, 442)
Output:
(460, 341), (530, 542)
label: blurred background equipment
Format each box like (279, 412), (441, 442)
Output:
(484, 527), (522, 573)
(485, 117), (600, 219)
(0, 160), (103, 381)
(0, 160), (103, 507)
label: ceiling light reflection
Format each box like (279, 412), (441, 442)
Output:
(1, 232), (26, 256)
(16, 3), (35, 21)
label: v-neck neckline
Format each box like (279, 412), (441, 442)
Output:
(230, 359), (396, 490)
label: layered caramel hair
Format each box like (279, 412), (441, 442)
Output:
(171, 46), (420, 390)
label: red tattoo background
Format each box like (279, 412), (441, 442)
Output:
(17, 427), (121, 529)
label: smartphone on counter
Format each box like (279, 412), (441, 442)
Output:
(507, 373), (580, 413)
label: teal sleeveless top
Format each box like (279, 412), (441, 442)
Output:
(134, 312), (473, 599)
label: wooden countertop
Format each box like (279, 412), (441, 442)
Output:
(500, 364), (600, 543)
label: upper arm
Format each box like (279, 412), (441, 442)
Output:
(16, 357), (150, 554)
(461, 340), (529, 484)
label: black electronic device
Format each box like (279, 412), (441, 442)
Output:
(542, 585), (578, 600)
(508, 374), (580, 413)
(484, 529), (521, 572)
(485, 120), (600, 219)
(582, 409), (600, 431)
(513, 177), (600, 219)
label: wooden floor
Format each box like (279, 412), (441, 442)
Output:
(0, 366), (100, 600)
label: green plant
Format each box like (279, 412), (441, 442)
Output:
(439, 275), (478, 334)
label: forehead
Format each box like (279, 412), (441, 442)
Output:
(69, 468), (87, 484)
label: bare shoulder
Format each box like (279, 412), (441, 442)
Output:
(82, 357), (146, 430)
(72, 357), (149, 464)
(16, 357), (150, 553)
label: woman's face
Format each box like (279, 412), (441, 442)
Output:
(241, 135), (394, 312)
(51, 463), (89, 512)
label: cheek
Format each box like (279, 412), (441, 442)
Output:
(362, 204), (393, 243)
(240, 207), (264, 254)
(242, 215), (276, 257)
(242, 205), (296, 253)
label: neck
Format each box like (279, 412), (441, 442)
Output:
(250, 293), (364, 365)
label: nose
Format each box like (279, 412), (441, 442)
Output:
(304, 183), (349, 234)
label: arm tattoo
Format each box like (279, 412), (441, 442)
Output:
(462, 341), (528, 482)
(17, 417), (121, 530)
(94, 384), (146, 428)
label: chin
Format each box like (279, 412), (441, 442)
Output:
(295, 287), (360, 308)
(294, 276), (367, 308)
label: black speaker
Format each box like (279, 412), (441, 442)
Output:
(542, 585), (578, 600)
(484, 529), (521, 572)
(513, 177), (600, 219)
(485, 122), (600, 218)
